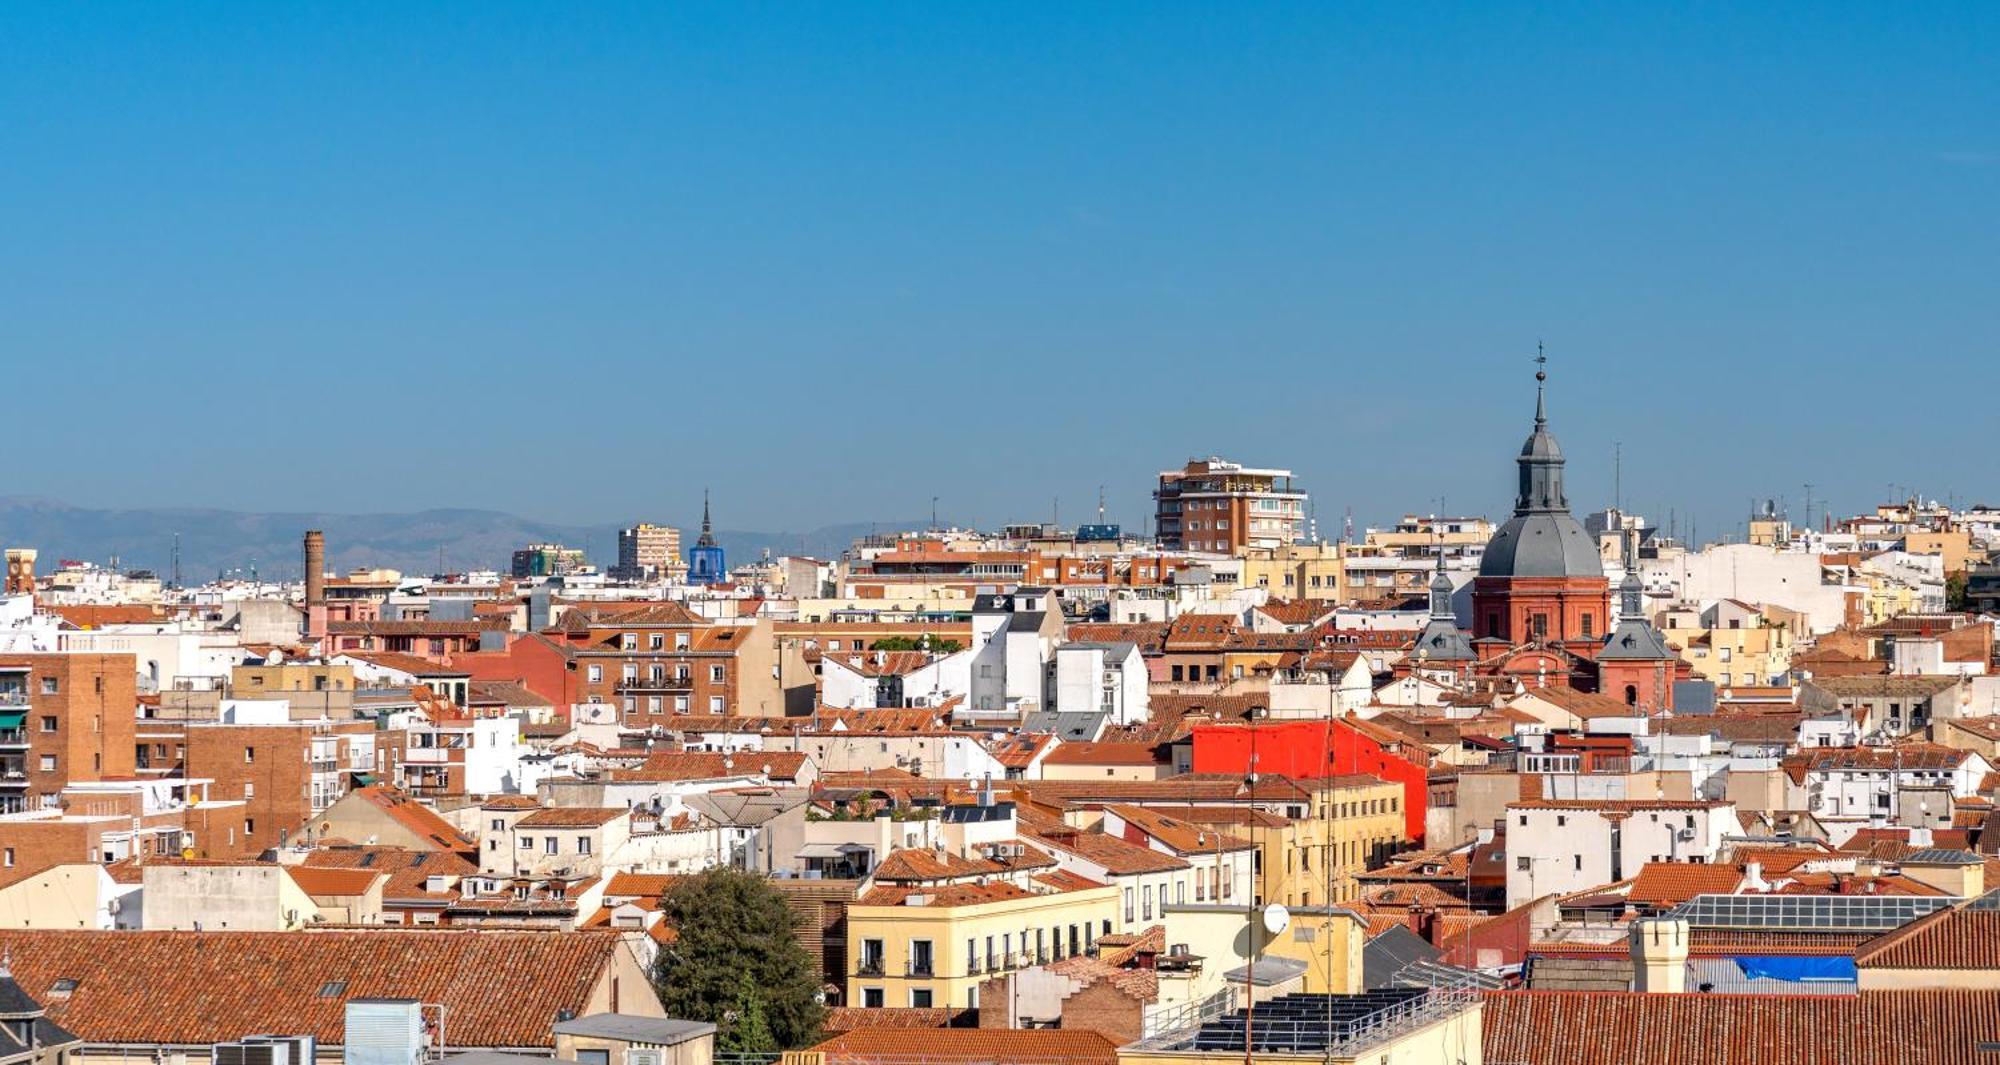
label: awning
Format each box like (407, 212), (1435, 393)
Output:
(798, 843), (865, 859)
(0, 711), (24, 730)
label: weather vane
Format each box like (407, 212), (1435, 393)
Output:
(1535, 341), (1547, 381)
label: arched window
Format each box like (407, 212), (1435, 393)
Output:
(1624, 684), (1638, 706)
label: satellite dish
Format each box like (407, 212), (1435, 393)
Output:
(1262, 903), (1291, 936)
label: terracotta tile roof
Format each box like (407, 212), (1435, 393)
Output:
(856, 882), (1038, 907)
(1516, 687), (1640, 718)
(1627, 863), (1745, 908)
(555, 602), (703, 630)
(300, 846), (477, 903)
(1104, 804), (1254, 854)
(1855, 906), (2000, 969)
(1040, 741), (1162, 767)
(1792, 742), (1974, 772)
(0, 929), (625, 1049)
(1481, 989), (2000, 1065)
(819, 1007), (971, 1032)
(1064, 623), (1167, 653)
(340, 651), (464, 675)
(1508, 799), (1733, 812)
(989, 733), (1057, 770)
(1045, 951), (1158, 1000)
(1024, 826), (1189, 875)
(608, 750), (809, 782)
(480, 795), (543, 811)
(811, 1028), (1118, 1065)
(348, 786), (476, 851)
(283, 866), (385, 896)
(871, 843), (1054, 883)
(602, 872), (681, 899)
(516, 807), (626, 828)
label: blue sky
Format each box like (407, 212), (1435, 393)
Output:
(3, 4), (1994, 538)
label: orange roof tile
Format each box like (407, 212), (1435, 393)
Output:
(0, 929), (624, 1049)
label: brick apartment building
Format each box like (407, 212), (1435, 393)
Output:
(135, 719), (379, 855)
(545, 603), (781, 720)
(0, 654), (138, 812)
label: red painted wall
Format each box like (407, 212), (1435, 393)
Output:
(1189, 719), (1430, 844)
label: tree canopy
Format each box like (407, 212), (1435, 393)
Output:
(649, 868), (825, 1050)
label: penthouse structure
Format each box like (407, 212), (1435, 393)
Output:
(1154, 457), (1307, 555)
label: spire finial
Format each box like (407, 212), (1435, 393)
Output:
(1534, 341), (1548, 426)
(701, 488), (712, 534)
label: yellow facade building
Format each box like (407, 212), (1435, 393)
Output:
(846, 879), (1119, 1010)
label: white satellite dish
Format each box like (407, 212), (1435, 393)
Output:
(1262, 902), (1291, 936)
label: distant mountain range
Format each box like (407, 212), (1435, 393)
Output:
(0, 497), (911, 581)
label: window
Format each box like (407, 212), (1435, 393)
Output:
(244, 818), (255, 835)
(2, 849), (11, 868)
(244, 783), (255, 799)
(710, 666), (726, 683)
(38, 717), (54, 734)
(861, 988), (884, 1008)
(1143, 884), (1153, 920)
(519, 836), (534, 849)
(578, 836), (592, 854)
(491, 819), (505, 832)
(1573, 855), (1583, 871)
(650, 634), (665, 650)
(38, 755), (54, 773)
(1517, 857), (1530, 871)
(910, 989), (933, 1008)
(1580, 614), (1594, 639)
(39, 677), (56, 695)
(244, 747), (255, 764)
(1124, 887), (1135, 923)
(587, 665), (603, 683)
(545, 837), (559, 855)
(318, 980), (347, 998)
(1533, 613), (1549, 638)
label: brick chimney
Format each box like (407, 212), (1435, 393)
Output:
(303, 530), (327, 640)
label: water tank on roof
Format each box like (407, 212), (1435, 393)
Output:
(344, 1000), (425, 1065)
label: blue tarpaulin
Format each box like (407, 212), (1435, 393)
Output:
(1734, 956), (1857, 983)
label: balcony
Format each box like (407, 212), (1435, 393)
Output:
(0, 730), (26, 751)
(905, 960), (935, 978)
(856, 957), (885, 977)
(614, 677), (693, 693)
(401, 747), (460, 764)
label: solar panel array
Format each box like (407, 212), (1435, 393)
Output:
(1669, 893), (1958, 931)
(1181, 989), (1431, 1054)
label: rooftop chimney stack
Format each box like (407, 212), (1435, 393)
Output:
(303, 530), (328, 641)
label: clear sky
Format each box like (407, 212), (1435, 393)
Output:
(4, 4), (1994, 538)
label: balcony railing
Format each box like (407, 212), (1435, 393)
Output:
(856, 958), (885, 977)
(905, 960), (935, 978)
(615, 677), (693, 693)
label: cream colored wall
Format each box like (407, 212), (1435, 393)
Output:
(1859, 968), (2000, 991)
(1041, 764), (1165, 782)
(846, 886), (1120, 1008)
(0, 864), (108, 928)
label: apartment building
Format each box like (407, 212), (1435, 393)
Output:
(0, 654), (138, 812)
(551, 604), (781, 719)
(612, 523), (684, 582)
(1154, 457), (1307, 555)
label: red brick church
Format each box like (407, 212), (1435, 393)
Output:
(1407, 362), (1685, 710)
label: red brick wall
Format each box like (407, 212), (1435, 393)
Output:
(0, 654), (138, 805)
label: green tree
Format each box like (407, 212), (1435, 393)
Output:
(719, 971), (777, 1057)
(1948, 572), (1970, 612)
(649, 868), (824, 1050)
